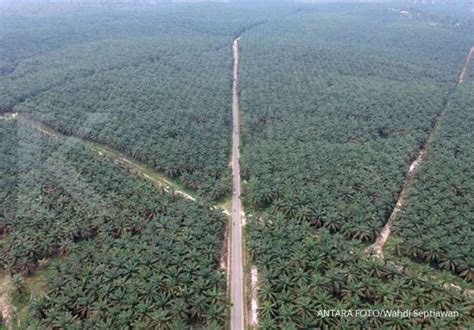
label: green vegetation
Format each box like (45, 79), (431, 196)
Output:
(1, 2), (473, 328)
(240, 4), (473, 328)
(8, 24), (233, 198)
(0, 120), (227, 327)
(0, 4), (296, 200)
(239, 6), (473, 241)
(247, 216), (473, 328)
(394, 79), (474, 282)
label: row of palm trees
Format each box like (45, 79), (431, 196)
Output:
(394, 82), (474, 282)
(1, 121), (228, 327)
(247, 216), (474, 328)
(240, 138), (407, 243)
(3, 7), (258, 201)
(28, 230), (227, 328)
(239, 7), (474, 308)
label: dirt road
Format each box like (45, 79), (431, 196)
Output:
(370, 45), (474, 255)
(369, 149), (425, 255)
(230, 37), (244, 330)
(458, 46), (474, 84)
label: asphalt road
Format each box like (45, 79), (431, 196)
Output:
(230, 37), (244, 330)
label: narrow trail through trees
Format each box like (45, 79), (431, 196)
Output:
(3, 114), (236, 327)
(458, 46), (474, 84)
(369, 150), (424, 256)
(369, 45), (474, 256)
(8, 114), (237, 218)
(9, 114), (234, 269)
(13, 115), (198, 202)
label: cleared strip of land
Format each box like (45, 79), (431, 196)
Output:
(13, 114), (197, 202)
(8, 113), (232, 272)
(458, 46), (474, 84)
(369, 45), (474, 255)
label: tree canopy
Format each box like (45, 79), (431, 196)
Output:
(0, 120), (228, 327)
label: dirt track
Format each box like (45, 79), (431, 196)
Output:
(15, 115), (198, 203)
(370, 149), (425, 255)
(458, 46), (474, 84)
(369, 45), (474, 255)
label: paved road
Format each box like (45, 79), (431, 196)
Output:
(230, 37), (244, 330)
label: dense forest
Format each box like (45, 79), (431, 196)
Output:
(247, 216), (473, 328)
(239, 5), (473, 328)
(0, 4), (296, 199)
(239, 6), (473, 241)
(394, 79), (474, 282)
(1, 2), (473, 328)
(0, 120), (228, 327)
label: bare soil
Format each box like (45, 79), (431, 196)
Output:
(369, 149), (425, 255)
(249, 266), (259, 327)
(219, 216), (230, 271)
(0, 277), (13, 329)
(458, 46), (474, 84)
